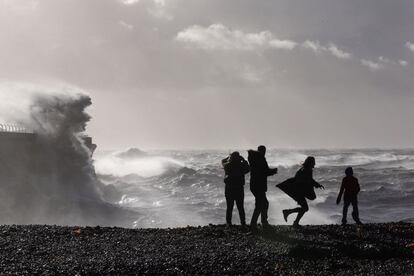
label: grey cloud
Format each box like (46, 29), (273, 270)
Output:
(175, 24), (297, 51)
(399, 60), (409, 66)
(147, 0), (173, 20)
(119, 0), (173, 20)
(0, 0), (39, 12)
(118, 20), (134, 30)
(119, 0), (140, 4)
(1, 0), (414, 149)
(406, 42), (414, 52)
(361, 59), (385, 71)
(360, 56), (409, 71)
(303, 40), (352, 59)
(302, 40), (324, 53)
(327, 44), (352, 59)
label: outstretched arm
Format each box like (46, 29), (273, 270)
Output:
(267, 168), (278, 176)
(309, 170), (323, 189)
(264, 160), (277, 176)
(313, 179), (324, 189)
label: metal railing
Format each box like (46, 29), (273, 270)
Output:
(0, 124), (32, 134)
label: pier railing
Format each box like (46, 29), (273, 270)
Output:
(0, 124), (32, 134)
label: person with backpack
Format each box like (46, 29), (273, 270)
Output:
(277, 156), (324, 228)
(337, 167), (362, 225)
(222, 151), (250, 228)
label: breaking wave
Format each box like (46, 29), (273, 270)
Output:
(96, 148), (414, 227)
(0, 84), (412, 228)
(0, 83), (134, 227)
(95, 148), (185, 178)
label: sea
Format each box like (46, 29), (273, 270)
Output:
(94, 148), (414, 228)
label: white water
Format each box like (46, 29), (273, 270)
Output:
(1, 85), (412, 228)
(95, 148), (414, 228)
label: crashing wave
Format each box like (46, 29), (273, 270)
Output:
(116, 148), (148, 159)
(0, 85), (134, 227)
(95, 149), (185, 178)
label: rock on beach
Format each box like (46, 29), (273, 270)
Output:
(0, 223), (413, 275)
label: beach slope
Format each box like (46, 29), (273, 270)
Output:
(0, 223), (413, 275)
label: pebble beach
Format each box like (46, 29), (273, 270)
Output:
(0, 223), (413, 275)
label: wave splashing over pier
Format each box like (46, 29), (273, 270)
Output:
(0, 84), (133, 226)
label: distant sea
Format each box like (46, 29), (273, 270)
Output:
(95, 148), (414, 228)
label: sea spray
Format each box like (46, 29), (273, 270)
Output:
(95, 148), (414, 227)
(95, 148), (185, 178)
(27, 92), (102, 201)
(0, 83), (133, 226)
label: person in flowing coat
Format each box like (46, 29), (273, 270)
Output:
(277, 156), (324, 228)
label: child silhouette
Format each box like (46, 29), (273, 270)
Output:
(337, 167), (362, 225)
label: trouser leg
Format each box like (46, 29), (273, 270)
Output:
(293, 198), (309, 225)
(250, 193), (261, 226)
(261, 193), (269, 224)
(342, 199), (351, 224)
(235, 192), (246, 225)
(284, 201), (304, 216)
(287, 207), (302, 213)
(225, 195), (234, 225)
(351, 198), (361, 223)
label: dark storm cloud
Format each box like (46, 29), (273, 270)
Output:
(0, 0), (413, 149)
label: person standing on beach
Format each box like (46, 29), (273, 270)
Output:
(222, 151), (250, 227)
(336, 167), (362, 225)
(278, 156), (324, 228)
(248, 145), (278, 232)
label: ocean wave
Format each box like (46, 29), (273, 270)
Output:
(316, 152), (414, 169)
(0, 86), (136, 226)
(93, 148), (414, 227)
(95, 150), (185, 178)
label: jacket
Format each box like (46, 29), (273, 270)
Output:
(248, 150), (276, 193)
(222, 156), (250, 189)
(294, 167), (320, 200)
(339, 176), (360, 200)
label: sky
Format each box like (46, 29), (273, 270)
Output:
(1, 0), (414, 150)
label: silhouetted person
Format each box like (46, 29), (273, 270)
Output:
(222, 151), (250, 227)
(278, 156), (324, 228)
(248, 145), (278, 232)
(337, 167), (362, 225)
